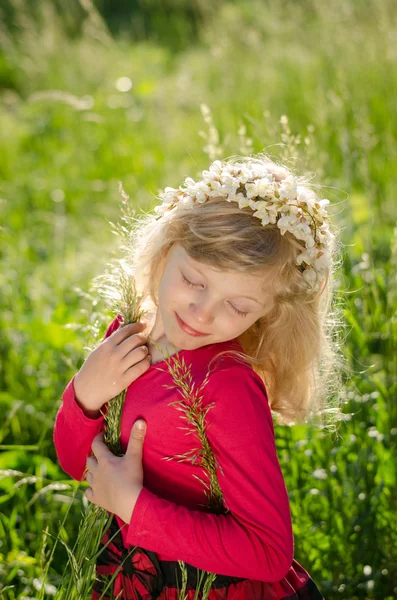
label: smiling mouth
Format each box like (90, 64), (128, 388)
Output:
(175, 312), (211, 336)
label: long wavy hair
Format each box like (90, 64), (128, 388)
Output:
(126, 154), (347, 431)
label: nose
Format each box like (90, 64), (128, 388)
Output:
(189, 296), (215, 326)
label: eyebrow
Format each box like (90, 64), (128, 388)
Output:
(185, 260), (265, 306)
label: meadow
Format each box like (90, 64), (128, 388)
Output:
(0, 0), (396, 598)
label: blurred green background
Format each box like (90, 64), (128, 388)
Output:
(0, 0), (396, 598)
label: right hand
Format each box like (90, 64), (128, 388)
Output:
(74, 321), (151, 414)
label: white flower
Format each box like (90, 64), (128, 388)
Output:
(153, 202), (173, 216)
(252, 204), (271, 224)
(279, 202), (300, 216)
(277, 214), (300, 235)
(196, 191), (209, 203)
(234, 166), (252, 184)
(316, 199), (330, 220)
(160, 187), (179, 204)
(305, 235), (316, 249)
(312, 468), (328, 480)
(201, 170), (213, 184)
(278, 175), (297, 201)
(297, 185), (312, 205)
(181, 193), (194, 208)
(296, 250), (312, 266)
(194, 181), (210, 203)
(209, 160), (223, 175)
(260, 214), (272, 226)
(222, 180), (240, 197)
(248, 198), (259, 210)
(257, 178), (276, 198)
(302, 267), (317, 287)
(205, 179), (224, 198)
(313, 248), (331, 271)
(235, 193), (253, 209)
(316, 226), (328, 240)
(306, 197), (329, 219)
(33, 578), (57, 595)
(267, 203), (279, 224)
(219, 172), (236, 185)
(245, 182), (260, 199)
(291, 222), (312, 242)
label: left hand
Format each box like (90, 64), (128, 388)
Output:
(84, 420), (147, 524)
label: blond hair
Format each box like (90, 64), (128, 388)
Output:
(128, 154), (347, 431)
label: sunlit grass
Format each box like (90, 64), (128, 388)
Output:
(0, 0), (396, 598)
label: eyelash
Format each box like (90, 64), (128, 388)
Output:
(181, 273), (248, 317)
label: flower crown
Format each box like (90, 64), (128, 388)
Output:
(154, 159), (334, 292)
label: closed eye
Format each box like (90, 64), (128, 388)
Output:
(180, 273), (248, 317)
(181, 272), (198, 289)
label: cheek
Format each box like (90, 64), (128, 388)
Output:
(157, 275), (172, 311)
(159, 273), (187, 308)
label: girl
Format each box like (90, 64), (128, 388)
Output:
(54, 154), (343, 599)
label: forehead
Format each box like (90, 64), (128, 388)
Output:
(171, 244), (268, 294)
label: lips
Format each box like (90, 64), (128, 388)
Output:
(175, 312), (210, 337)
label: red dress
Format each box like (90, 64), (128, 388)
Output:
(53, 314), (324, 600)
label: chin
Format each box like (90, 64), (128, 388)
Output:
(172, 329), (211, 349)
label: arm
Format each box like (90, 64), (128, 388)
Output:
(53, 314), (123, 481)
(126, 366), (294, 583)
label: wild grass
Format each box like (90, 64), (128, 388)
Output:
(0, 0), (396, 598)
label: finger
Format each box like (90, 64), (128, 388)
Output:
(123, 354), (152, 380)
(91, 432), (111, 461)
(118, 333), (148, 359)
(86, 471), (94, 485)
(121, 342), (149, 364)
(125, 420), (147, 458)
(86, 456), (98, 472)
(85, 487), (94, 502)
(111, 322), (147, 346)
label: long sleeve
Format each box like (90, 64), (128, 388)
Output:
(126, 366), (294, 583)
(53, 314), (123, 481)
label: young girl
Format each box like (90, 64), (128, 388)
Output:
(54, 154), (343, 599)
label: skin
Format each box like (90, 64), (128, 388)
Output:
(145, 243), (274, 362)
(86, 243), (274, 523)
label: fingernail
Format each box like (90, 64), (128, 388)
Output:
(135, 420), (146, 430)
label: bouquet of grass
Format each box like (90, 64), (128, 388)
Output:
(52, 189), (147, 598)
(54, 268), (147, 600)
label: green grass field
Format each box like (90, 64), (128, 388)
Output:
(0, 0), (396, 598)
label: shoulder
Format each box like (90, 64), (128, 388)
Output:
(205, 361), (268, 408)
(204, 339), (268, 403)
(203, 358), (274, 440)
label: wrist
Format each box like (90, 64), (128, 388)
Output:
(74, 392), (101, 419)
(73, 376), (102, 418)
(117, 486), (143, 524)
